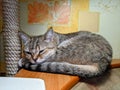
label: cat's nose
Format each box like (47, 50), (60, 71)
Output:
(33, 55), (38, 61)
(33, 57), (37, 61)
(33, 58), (37, 61)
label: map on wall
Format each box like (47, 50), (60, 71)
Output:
(28, 0), (71, 25)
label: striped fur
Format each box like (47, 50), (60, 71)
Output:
(18, 27), (112, 78)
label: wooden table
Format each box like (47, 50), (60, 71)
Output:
(15, 69), (80, 90)
(110, 59), (120, 68)
(15, 59), (120, 90)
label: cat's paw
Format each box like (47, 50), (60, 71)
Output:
(18, 58), (25, 67)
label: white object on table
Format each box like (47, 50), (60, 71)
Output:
(0, 77), (45, 90)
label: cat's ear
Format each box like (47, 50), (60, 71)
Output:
(18, 31), (30, 45)
(44, 27), (54, 42)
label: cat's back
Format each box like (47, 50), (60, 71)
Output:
(55, 31), (112, 63)
(57, 31), (111, 47)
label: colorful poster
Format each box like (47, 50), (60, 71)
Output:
(28, 0), (71, 25)
(20, 0), (89, 33)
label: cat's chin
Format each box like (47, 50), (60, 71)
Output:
(30, 59), (46, 64)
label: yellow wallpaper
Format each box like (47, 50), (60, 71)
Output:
(53, 0), (89, 33)
(2, 0), (90, 33)
(20, 0), (89, 34)
(79, 11), (99, 32)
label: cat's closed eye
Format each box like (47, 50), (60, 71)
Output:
(39, 49), (45, 54)
(25, 51), (31, 55)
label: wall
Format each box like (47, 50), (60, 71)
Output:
(20, 0), (120, 59)
(20, 0), (89, 35)
(90, 0), (120, 59)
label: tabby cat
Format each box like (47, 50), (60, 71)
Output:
(18, 27), (112, 78)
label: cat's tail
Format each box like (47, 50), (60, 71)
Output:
(22, 61), (109, 78)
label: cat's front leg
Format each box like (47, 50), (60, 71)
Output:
(18, 58), (26, 71)
(18, 58), (30, 68)
(18, 58), (35, 71)
(18, 58), (24, 68)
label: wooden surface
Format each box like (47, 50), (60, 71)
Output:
(15, 59), (120, 90)
(71, 68), (120, 90)
(15, 69), (80, 90)
(111, 59), (120, 68)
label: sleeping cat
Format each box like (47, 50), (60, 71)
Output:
(18, 27), (112, 78)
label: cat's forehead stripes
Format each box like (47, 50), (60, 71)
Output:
(29, 37), (39, 49)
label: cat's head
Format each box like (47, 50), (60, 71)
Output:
(18, 27), (59, 64)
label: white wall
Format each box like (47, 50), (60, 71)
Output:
(20, 2), (47, 36)
(90, 0), (120, 59)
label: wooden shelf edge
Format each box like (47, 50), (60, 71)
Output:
(15, 69), (80, 90)
(14, 59), (120, 90)
(110, 59), (120, 68)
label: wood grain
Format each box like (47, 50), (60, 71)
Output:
(15, 59), (120, 90)
(15, 69), (80, 90)
(111, 59), (120, 68)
